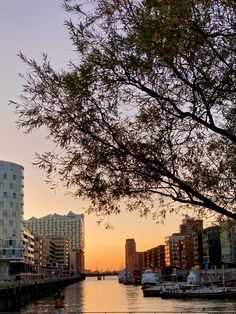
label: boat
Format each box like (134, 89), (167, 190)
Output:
(142, 285), (162, 297)
(118, 270), (135, 285)
(141, 269), (160, 287)
(118, 270), (126, 283)
(160, 285), (236, 299)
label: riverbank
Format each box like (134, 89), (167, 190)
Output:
(0, 273), (85, 311)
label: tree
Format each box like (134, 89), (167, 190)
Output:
(12, 0), (236, 221)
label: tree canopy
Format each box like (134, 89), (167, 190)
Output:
(13, 0), (236, 221)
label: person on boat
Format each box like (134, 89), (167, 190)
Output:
(54, 289), (64, 314)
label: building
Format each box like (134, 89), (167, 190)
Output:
(24, 211), (84, 272)
(202, 226), (222, 268)
(0, 161), (25, 279)
(164, 233), (186, 268)
(45, 238), (56, 270)
(180, 216), (203, 234)
(192, 231), (204, 268)
(47, 236), (69, 273)
(174, 236), (194, 269)
(142, 245), (165, 273)
(22, 228), (35, 269)
(220, 221), (236, 267)
(125, 238), (136, 271)
(34, 234), (48, 273)
(0, 161), (24, 253)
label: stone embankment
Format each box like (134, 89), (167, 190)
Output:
(0, 274), (85, 311)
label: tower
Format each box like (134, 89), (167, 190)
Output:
(125, 238), (136, 270)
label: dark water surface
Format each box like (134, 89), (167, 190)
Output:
(20, 276), (236, 313)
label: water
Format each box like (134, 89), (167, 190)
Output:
(20, 276), (236, 313)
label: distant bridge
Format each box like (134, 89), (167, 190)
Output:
(85, 271), (118, 278)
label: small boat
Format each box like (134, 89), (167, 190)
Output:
(141, 269), (160, 287)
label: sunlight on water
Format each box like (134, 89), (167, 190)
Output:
(20, 276), (236, 314)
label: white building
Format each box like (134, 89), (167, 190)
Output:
(0, 161), (24, 257)
(220, 221), (236, 267)
(24, 211), (84, 251)
(0, 161), (36, 278)
(24, 211), (85, 272)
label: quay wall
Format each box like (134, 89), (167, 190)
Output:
(0, 274), (85, 311)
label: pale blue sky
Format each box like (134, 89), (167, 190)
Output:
(0, 0), (183, 270)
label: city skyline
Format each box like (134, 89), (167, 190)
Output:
(0, 0), (192, 271)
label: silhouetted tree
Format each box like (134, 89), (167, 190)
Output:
(12, 0), (236, 221)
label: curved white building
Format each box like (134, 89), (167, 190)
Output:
(0, 160), (24, 250)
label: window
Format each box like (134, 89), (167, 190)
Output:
(3, 192), (7, 198)
(13, 193), (16, 199)
(12, 249), (15, 255)
(9, 183), (13, 189)
(9, 240), (12, 246)
(13, 174), (16, 181)
(10, 202), (13, 208)
(0, 182), (3, 189)
(3, 174), (7, 180)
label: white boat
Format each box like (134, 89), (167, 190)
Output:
(118, 269), (126, 283)
(141, 269), (160, 286)
(118, 270), (134, 285)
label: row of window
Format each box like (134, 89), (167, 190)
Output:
(27, 220), (81, 226)
(0, 162), (23, 171)
(0, 173), (18, 180)
(0, 192), (17, 199)
(0, 201), (20, 209)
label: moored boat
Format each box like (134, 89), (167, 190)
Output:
(141, 268), (160, 286)
(160, 286), (236, 299)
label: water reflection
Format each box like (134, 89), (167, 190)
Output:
(65, 280), (84, 312)
(20, 276), (236, 313)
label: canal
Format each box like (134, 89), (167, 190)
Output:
(19, 276), (236, 313)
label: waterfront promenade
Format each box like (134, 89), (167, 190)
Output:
(0, 273), (85, 311)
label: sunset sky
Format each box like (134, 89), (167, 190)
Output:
(0, 0), (190, 271)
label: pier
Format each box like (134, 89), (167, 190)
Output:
(0, 274), (85, 311)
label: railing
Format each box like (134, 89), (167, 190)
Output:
(0, 274), (83, 290)
(1, 312), (235, 314)
(1, 312), (236, 314)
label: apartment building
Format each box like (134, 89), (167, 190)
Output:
(220, 221), (236, 267)
(174, 236), (194, 269)
(164, 233), (186, 268)
(180, 216), (203, 234)
(202, 226), (222, 268)
(47, 236), (69, 272)
(0, 161), (24, 254)
(34, 234), (48, 273)
(142, 245), (165, 273)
